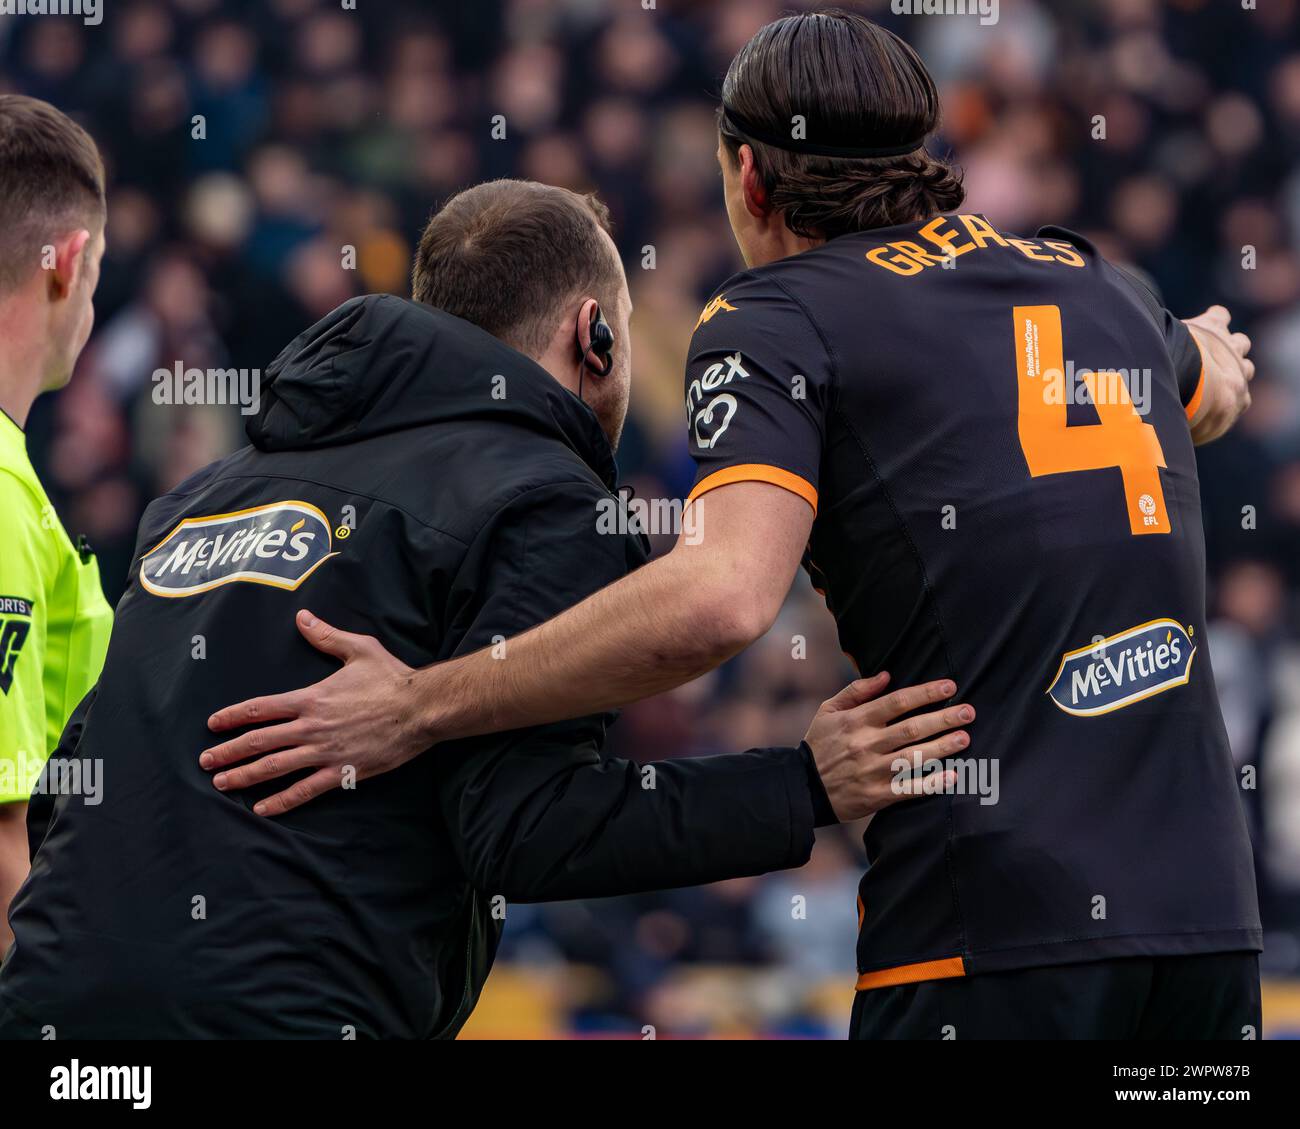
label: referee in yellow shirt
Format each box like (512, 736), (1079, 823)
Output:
(0, 96), (113, 957)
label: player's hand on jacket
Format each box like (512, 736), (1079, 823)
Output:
(802, 672), (970, 822)
(1183, 305), (1254, 445)
(202, 610), (427, 815)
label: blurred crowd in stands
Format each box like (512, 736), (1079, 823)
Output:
(3, 0), (1299, 1036)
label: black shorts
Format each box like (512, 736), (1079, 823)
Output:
(849, 952), (1261, 1040)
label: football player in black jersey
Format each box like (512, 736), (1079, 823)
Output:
(207, 10), (1258, 1038)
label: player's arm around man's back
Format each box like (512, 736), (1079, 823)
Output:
(430, 475), (827, 899)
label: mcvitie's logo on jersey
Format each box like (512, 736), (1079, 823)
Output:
(139, 502), (338, 598)
(1046, 618), (1196, 717)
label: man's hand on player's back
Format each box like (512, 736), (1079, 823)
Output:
(802, 672), (967, 822)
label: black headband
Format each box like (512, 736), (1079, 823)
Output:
(720, 104), (925, 159)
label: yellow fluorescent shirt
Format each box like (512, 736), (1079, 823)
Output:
(0, 411), (113, 802)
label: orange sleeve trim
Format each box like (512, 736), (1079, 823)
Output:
(855, 955), (966, 992)
(1185, 335), (1206, 421)
(686, 464), (818, 515)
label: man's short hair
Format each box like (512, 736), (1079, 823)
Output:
(412, 180), (622, 359)
(0, 95), (106, 295)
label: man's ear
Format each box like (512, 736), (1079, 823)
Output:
(574, 296), (598, 359)
(739, 145), (769, 220)
(45, 228), (91, 302)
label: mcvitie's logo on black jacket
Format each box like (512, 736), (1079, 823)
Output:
(139, 501), (338, 598)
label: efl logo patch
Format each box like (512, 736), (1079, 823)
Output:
(1046, 618), (1195, 717)
(140, 502), (338, 598)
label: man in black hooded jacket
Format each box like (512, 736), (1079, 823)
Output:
(0, 181), (970, 1038)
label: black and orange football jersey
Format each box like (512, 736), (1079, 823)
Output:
(684, 215), (1259, 990)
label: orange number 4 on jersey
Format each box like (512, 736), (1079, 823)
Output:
(1014, 304), (1169, 536)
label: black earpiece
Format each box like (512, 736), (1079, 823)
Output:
(582, 306), (615, 378)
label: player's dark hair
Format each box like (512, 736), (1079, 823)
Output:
(412, 179), (621, 359)
(719, 10), (964, 240)
(0, 95), (106, 294)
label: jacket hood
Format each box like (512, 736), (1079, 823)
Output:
(246, 294), (617, 489)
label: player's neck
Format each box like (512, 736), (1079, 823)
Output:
(0, 297), (51, 430)
(745, 224), (824, 269)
